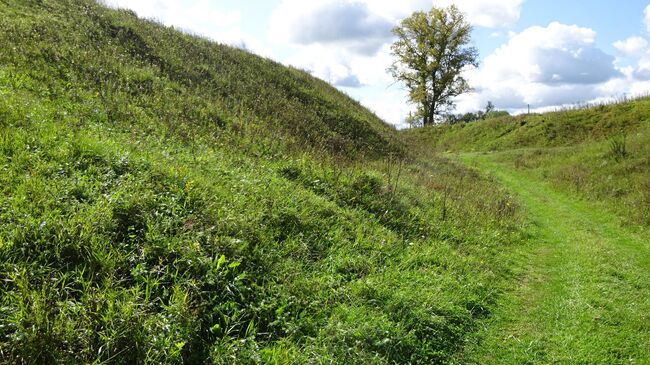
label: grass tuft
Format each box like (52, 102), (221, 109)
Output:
(607, 134), (628, 162)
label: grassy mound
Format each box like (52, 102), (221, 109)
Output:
(1, 0), (401, 160)
(0, 0), (525, 363)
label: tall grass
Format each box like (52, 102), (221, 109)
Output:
(402, 96), (650, 153)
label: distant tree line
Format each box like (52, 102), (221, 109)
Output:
(443, 101), (510, 125)
(406, 101), (510, 127)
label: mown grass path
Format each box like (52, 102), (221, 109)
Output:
(457, 153), (650, 364)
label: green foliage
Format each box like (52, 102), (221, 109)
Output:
(389, 5), (478, 126)
(0, 0), (526, 363)
(486, 110), (511, 119)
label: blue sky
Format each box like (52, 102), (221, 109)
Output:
(104, 0), (650, 128)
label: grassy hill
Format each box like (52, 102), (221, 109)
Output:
(0, 1), (526, 363)
(403, 100), (650, 226)
(2, 0), (401, 160)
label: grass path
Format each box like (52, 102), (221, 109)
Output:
(457, 153), (650, 364)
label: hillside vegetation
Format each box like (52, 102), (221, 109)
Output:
(3, 0), (401, 159)
(0, 1), (526, 364)
(404, 100), (650, 226)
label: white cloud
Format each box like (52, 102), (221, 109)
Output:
(104, 0), (241, 30)
(435, 0), (524, 28)
(270, 0), (524, 52)
(345, 86), (414, 129)
(613, 36), (648, 56)
(102, 0), (273, 57)
(611, 36), (650, 82)
(364, 90), (413, 129)
(361, 0), (524, 27)
(456, 22), (622, 113)
(581, 8), (650, 102)
(269, 0), (394, 56)
(284, 45), (353, 83)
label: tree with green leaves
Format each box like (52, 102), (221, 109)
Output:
(389, 5), (478, 126)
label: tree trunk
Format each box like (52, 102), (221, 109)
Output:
(426, 100), (436, 126)
(422, 101), (430, 126)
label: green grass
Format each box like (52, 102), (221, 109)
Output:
(5, 0), (647, 363)
(404, 100), (650, 227)
(482, 140), (650, 228)
(456, 154), (650, 364)
(1, 0), (401, 160)
(0, 0), (527, 363)
(402, 100), (650, 153)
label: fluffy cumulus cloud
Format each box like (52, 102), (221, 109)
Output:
(270, 0), (524, 53)
(362, 89), (414, 129)
(570, 6), (650, 107)
(456, 22), (622, 113)
(334, 74), (364, 88)
(436, 0), (524, 28)
(613, 36), (648, 56)
(269, 0), (394, 56)
(352, 0), (524, 26)
(102, 0), (272, 57)
(609, 7), (650, 91)
(626, 48), (650, 81)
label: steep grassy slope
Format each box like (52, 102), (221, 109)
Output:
(1, 0), (401, 159)
(404, 101), (650, 226)
(0, 1), (526, 364)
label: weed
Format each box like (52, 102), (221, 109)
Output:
(608, 135), (628, 162)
